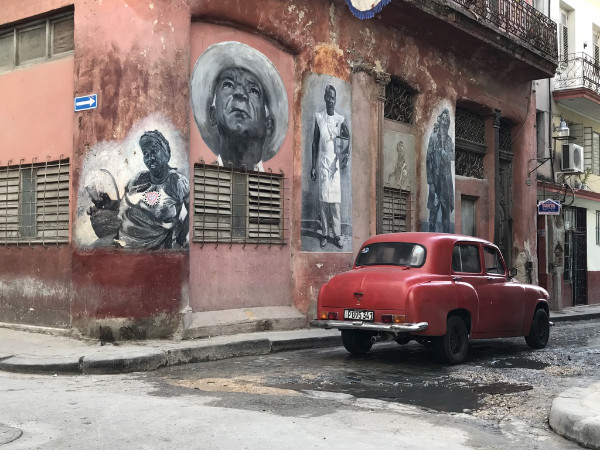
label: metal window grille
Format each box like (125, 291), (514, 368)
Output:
(597, 211), (600, 246)
(0, 10), (73, 72)
(381, 187), (410, 233)
(193, 162), (287, 245)
(384, 78), (415, 125)
(455, 108), (486, 179)
(0, 158), (70, 245)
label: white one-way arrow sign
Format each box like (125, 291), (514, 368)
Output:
(74, 94), (97, 112)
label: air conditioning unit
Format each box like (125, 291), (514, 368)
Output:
(561, 143), (584, 173)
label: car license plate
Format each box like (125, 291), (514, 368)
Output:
(344, 309), (374, 321)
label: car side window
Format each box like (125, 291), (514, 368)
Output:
(484, 246), (505, 275)
(452, 244), (481, 273)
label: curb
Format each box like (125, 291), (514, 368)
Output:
(549, 383), (600, 449)
(0, 335), (341, 375)
(550, 312), (600, 323)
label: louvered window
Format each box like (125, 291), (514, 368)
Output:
(193, 163), (285, 244)
(593, 33), (599, 67)
(559, 11), (568, 61)
(381, 187), (410, 233)
(0, 10), (73, 72)
(0, 159), (69, 244)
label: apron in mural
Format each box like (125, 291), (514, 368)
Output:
(119, 170), (189, 249)
(315, 110), (345, 204)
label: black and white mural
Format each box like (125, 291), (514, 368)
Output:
(76, 115), (190, 250)
(424, 106), (455, 233)
(190, 41), (288, 171)
(301, 74), (352, 252)
(383, 131), (414, 192)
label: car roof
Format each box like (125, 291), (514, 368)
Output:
(358, 233), (500, 275)
(361, 232), (494, 247)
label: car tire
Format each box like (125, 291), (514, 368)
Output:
(341, 330), (373, 355)
(525, 308), (550, 349)
(436, 316), (469, 364)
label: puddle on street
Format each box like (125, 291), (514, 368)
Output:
(489, 358), (549, 370)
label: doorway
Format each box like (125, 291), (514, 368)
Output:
(564, 207), (587, 305)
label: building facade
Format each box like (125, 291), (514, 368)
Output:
(533, 0), (600, 310)
(0, 0), (558, 339)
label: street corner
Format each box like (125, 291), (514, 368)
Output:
(549, 382), (600, 450)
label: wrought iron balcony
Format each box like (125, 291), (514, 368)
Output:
(379, 0), (558, 80)
(553, 52), (600, 118)
(555, 53), (600, 94)
(451, 0), (558, 60)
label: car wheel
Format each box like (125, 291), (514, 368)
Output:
(525, 308), (550, 349)
(341, 330), (373, 355)
(436, 316), (469, 364)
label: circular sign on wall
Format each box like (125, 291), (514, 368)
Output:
(345, 0), (393, 19)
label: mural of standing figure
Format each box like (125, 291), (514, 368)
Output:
(311, 85), (350, 249)
(86, 130), (190, 249)
(190, 41), (288, 171)
(426, 108), (454, 232)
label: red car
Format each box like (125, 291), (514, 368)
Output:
(311, 233), (550, 364)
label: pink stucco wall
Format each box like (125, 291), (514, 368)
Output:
(188, 23), (295, 311)
(0, 57), (74, 164)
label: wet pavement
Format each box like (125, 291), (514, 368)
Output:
(146, 318), (600, 428)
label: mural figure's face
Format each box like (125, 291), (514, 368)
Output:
(324, 88), (336, 115)
(142, 140), (169, 177)
(439, 112), (450, 133)
(211, 67), (272, 142)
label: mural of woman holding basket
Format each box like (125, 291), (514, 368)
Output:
(85, 130), (190, 250)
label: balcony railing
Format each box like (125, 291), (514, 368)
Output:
(452, 0), (558, 60)
(555, 52), (600, 94)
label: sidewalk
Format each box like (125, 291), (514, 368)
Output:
(1, 305), (599, 448)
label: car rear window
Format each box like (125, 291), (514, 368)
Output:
(356, 242), (426, 267)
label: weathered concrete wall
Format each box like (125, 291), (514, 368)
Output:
(0, 1), (74, 328)
(0, 0), (542, 335)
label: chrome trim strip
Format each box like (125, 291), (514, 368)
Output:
(310, 319), (428, 333)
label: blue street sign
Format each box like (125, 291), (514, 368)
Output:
(538, 199), (561, 215)
(74, 94), (97, 112)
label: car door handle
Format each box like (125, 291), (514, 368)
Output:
(486, 277), (495, 281)
(452, 276), (462, 282)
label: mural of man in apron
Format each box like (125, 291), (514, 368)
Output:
(310, 85), (350, 248)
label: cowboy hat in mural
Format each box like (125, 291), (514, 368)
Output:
(190, 41), (288, 171)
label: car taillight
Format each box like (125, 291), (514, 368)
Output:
(320, 311), (338, 320)
(382, 314), (406, 324)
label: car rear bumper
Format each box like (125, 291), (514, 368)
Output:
(310, 319), (428, 333)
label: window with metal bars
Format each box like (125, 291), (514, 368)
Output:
(383, 78), (415, 125)
(381, 187), (410, 233)
(193, 163), (285, 244)
(0, 9), (74, 72)
(455, 108), (486, 179)
(0, 159), (70, 244)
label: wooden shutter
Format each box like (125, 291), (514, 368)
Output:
(36, 162), (69, 241)
(382, 187), (409, 233)
(193, 165), (232, 242)
(248, 172), (283, 241)
(0, 167), (20, 240)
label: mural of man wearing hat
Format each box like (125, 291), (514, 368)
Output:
(190, 41), (288, 171)
(86, 130), (190, 249)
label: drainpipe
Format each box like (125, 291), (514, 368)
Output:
(493, 109), (501, 246)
